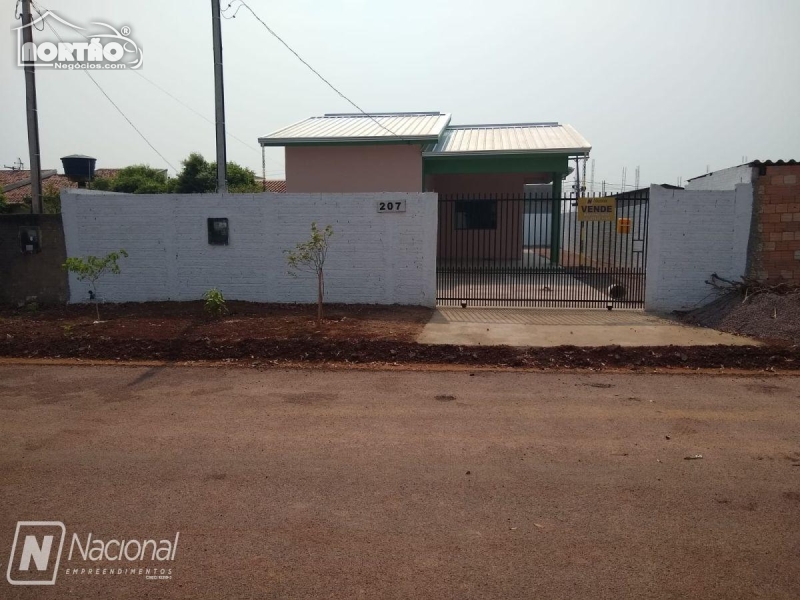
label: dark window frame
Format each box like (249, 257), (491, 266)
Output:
(207, 218), (229, 245)
(454, 200), (497, 230)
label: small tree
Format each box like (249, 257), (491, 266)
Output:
(42, 182), (61, 214)
(0, 188), (10, 213)
(285, 223), (333, 323)
(63, 249), (128, 321)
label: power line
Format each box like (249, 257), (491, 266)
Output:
(83, 75), (178, 172)
(132, 72), (253, 153)
(131, 70), (283, 173)
(33, 1), (284, 174)
(226, 0), (409, 142)
(33, 3), (178, 172)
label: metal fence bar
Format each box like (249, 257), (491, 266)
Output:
(435, 190), (648, 308)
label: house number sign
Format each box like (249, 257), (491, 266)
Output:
(377, 200), (406, 213)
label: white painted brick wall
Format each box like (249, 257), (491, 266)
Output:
(685, 164), (755, 191)
(645, 184), (753, 312)
(61, 191), (438, 306)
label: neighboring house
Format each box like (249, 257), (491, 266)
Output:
(259, 111), (591, 259)
(1, 168), (123, 208)
(685, 163), (759, 191)
(686, 160), (800, 283)
(255, 178), (287, 193)
(1, 169), (57, 205)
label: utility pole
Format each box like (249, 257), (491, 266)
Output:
(211, 0), (227, 193)
(21, 0), (43, 213)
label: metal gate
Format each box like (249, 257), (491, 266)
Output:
(436, 191), (649, 308)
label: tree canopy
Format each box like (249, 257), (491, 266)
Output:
(93, 165), (171, 194)
(92, 152), (262, 195)
(172, 152), (261, 194)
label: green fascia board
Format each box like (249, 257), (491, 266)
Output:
(423, 154), (571, 175)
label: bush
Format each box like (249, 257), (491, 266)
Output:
(203, 288), (228, 317)
(93, 165), (171, 194)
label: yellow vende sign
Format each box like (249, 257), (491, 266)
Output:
(578, 197), (616, 222)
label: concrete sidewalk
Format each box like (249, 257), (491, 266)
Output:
(417, 307), (758, 347)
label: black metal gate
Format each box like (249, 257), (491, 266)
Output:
(436, 191), (649, 308)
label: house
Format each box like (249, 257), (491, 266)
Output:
(255, 178), (287, 193)
(259, 112), (590, 194)
(1, 168), (123, 210)
(259, 112), (591, 259)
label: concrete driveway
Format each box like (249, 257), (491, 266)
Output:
(1, 365), (799, 599)
(418, 307), (758, 347)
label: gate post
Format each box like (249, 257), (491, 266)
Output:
(550, 174), (562, 266)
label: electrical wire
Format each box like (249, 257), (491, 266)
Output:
(225, 0), (410, 143)
(34, 7), (178, 172)
(16, 0), (45, 30)
(82, 76), (178, 173)
(31, 1), (46, 30)
(32, 1), (283, 173)
(131, 70), (269, 157)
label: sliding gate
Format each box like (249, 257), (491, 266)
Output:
(436, 191), (649, 308)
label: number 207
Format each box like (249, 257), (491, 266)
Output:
(379, 201), (404, 211)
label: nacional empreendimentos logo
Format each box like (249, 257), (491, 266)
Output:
(6, 521), (179, 586)
(13, 10), (143, 70)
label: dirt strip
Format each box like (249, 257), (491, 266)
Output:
(0, 336), (797, 371)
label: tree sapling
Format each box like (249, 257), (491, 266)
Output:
(63, 249), (128, 321)
(285, 222), (333, 323)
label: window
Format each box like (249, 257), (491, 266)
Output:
(207, 218), (229, 245)
(455, 200), (497, 230)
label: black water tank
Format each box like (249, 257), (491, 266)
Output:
(61, 155), (97, 184)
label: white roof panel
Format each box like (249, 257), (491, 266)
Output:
(259, 112), (451, 145)
(423, 123), (591, 156)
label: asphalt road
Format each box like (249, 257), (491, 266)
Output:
(1, 365), (799, 599)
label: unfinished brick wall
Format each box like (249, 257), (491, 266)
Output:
(752, 165), (800, 282)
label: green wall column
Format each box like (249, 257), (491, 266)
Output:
(550, 174), (562, 266)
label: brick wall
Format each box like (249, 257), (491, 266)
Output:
(0, 214), (68, 305)
(61, 190), (437, 306)
(751, 165), (800, 282)
(645, 184), (753, 312)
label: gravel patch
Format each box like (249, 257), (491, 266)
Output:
(681, 292), (800, 344)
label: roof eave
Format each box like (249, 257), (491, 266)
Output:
(422, 147), (592, 158)
(259, 135), (441, 147)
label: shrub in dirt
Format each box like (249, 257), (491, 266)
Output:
(62, 249), (128, 321)
(203, 288), (229, 317)
(285, 222), (334, 324)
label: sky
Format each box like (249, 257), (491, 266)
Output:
(1, 0), (799, 191)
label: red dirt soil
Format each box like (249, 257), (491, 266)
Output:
(0, 301), (430, 342)
(1, 302), (798, 370)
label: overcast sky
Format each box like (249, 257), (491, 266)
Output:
(2, 0), (799, 190)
